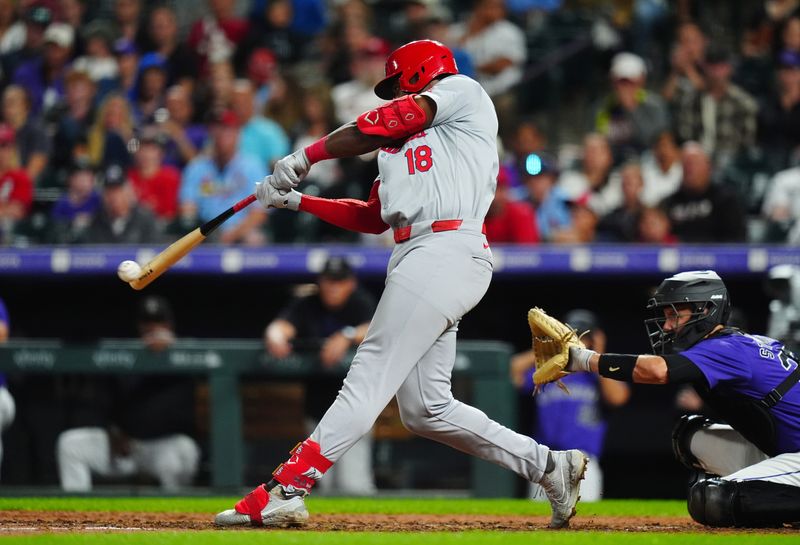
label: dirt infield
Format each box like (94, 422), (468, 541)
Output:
(0, 510), (797, 534)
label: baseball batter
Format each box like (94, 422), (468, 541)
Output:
(215, 40), (587, 529)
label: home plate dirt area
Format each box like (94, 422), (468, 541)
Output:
(0, 510), (797, 534)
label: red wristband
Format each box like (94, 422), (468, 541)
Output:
(304, 137), (333, 165)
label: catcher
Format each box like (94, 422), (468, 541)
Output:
(531, 270), (800, 527)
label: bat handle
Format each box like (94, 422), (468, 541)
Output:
(200, 194), (257, 236)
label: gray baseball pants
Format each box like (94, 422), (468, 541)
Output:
(310, 224), (551, 483)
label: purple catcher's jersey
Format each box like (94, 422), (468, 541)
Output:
(681, 333), (800, 454)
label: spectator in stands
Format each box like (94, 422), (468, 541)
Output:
(71, 20), (118, 85)
(2, 85), (49, 184)
(330, 37), (388, 125)
(637, 206), (676, 243)
(49, 158), (100, 243)
(245, 47), (278, 114)
(449, 0), (525, 126)
(188, 0), (250, 78)
(83, 164), (158, 244)
(0, 3), (52, 81)
(661, 142), (746, 242)
(57, 296), (200, 492)
(230, 79), (289, 172)
(112, 0), (147, 51)
(160, 85), (206, 169)
(113, 38), (139, 99)
(0, 296), (17, 478)
(761, 162), (800, 242)
(559, 133), (621, 217)
(595, 52), (669, 162)
(146, 5), (198, 89)
(61, 0), (87, 39)
(128, 126), (180, 222)
(640, 130), (682, 206)
(264, 256), (377, 495)
(597, 162), (645, 242)
(205, 60), (235, 117)
(522, 155), (572, 242)
(12, 22), (73, 116)
(87, 93), (134, 169)
(505, 118), (548, 184)
(236, 0), (304, 68)
(511, 309), (629, 501)
(484, 167), (538, 243)
(0, 0), (23, 56)
(662, 22), (707, 102)
(551, 197), (599, 244)
(0, 124), (32, 242)
(132, 52), (168, 125)
(672, 45), (758, 170)
(179, 110), (266, 245)
(50, 70), (96, 178)
(758, 50), (800, 170)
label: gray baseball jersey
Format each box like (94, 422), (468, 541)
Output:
(376, 75), (499, 228)
(310, 74), (551, 486)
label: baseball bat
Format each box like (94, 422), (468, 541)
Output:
(129, 194), (257, 290)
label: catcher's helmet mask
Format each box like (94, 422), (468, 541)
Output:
(645, 270), (731, 354)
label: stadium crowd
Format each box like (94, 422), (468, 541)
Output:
(0, 0), (798, 246)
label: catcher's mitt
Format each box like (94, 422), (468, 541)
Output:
(528, 307), (585, 392)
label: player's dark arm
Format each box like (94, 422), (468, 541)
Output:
(584, 352), (707, 385)
(305, 95), (437, 161)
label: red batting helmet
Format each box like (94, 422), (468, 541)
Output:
(374, 40), (459, 100)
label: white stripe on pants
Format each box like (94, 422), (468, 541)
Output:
(310, 230), (551, 483)
(57, 427), (200, 492)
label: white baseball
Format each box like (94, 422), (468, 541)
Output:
(117, 260), (142, 282)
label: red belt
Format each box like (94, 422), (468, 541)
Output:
(394, 220), (487, 243)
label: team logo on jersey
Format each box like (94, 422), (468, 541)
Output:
(363, 110), (379, 125)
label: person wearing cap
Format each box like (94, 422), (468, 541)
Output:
(264, 256), (378, 495)
(57, 295), (200, 492)
(0, 3), (52, 75)
(83, 163), (158, 244)
(2, 84), (49, 184)
(594, 51), (669, 163)
(483, 166), (538, 243)
(522, 153), (572, 242)
(672, 44), (758, 170)
(0, 123), (32, 242)
(48, 158), (101, 243)
(132, 52), (168, 124)
(758, 50), (800, 171)
(12, 22), (73, 116)
(113, 38), (139, 98)
(179, 110), (266, 245)
(331, 38), (392, 126)
(231, 79), (289, 172)
(71, 20), (119, 84)
(128, 125), (180, 221)
(511, 310), (630, 501)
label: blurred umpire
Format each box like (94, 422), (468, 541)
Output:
(57, 296), (199, 491)
(564, 270), (800, 527)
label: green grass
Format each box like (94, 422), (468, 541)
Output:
(0, 533), (798, 545)
(0, 497), (688, 517)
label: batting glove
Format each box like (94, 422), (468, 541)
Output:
(271, 148), (311, 190)
(566, 345), (596, 373)
(256, 177), (302, 211)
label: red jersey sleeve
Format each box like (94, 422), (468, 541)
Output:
(298, 180), (389, 235)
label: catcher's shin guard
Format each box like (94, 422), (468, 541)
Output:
(272, 438), (333, 494)
(688, 478), (800, 527)
(672, 414), (714, 470)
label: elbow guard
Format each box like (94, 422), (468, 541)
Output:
(356, 94), (427, 139)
